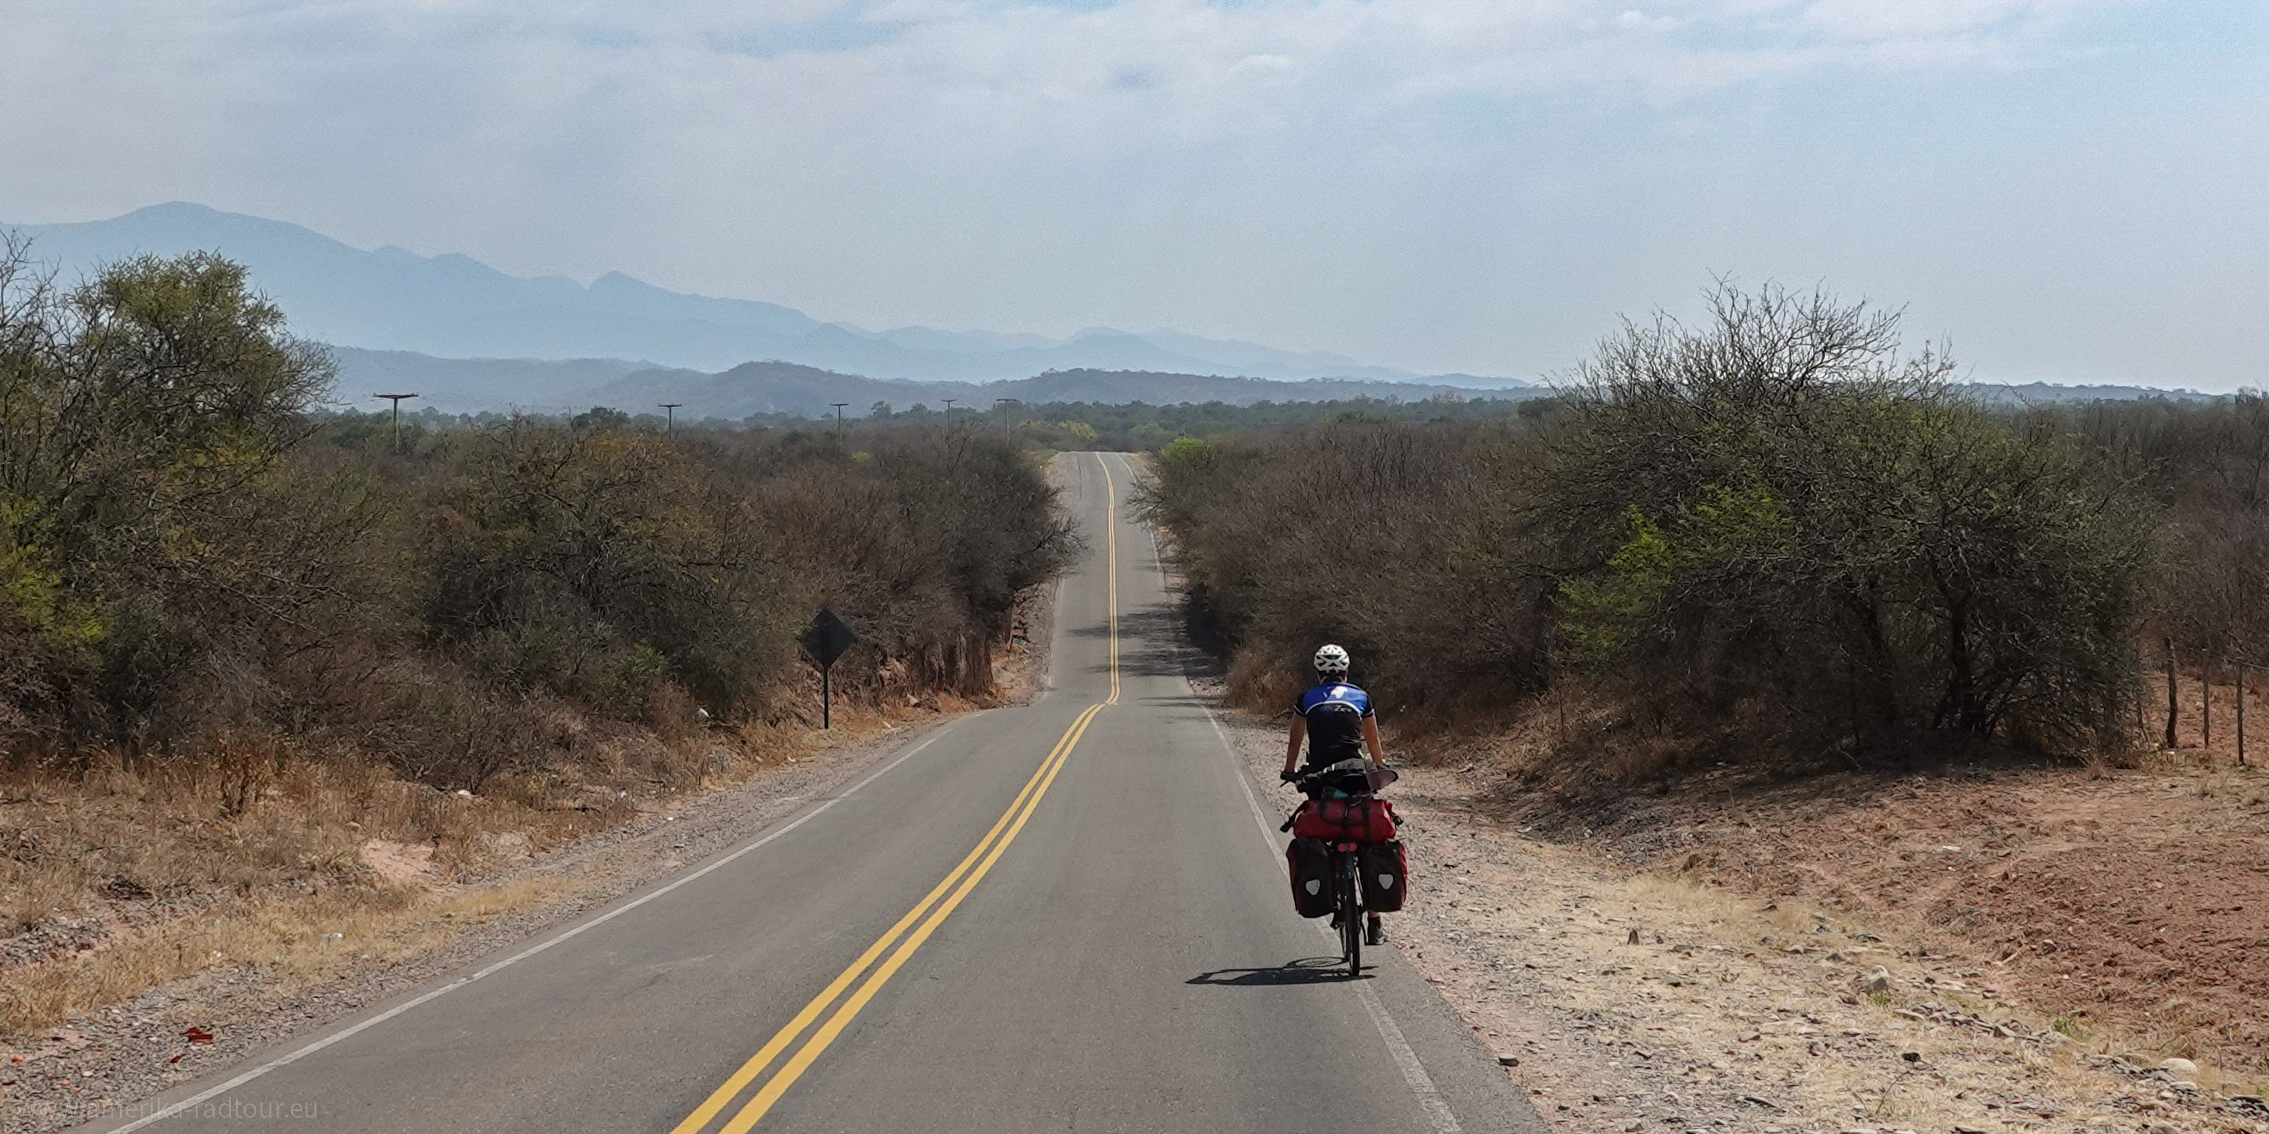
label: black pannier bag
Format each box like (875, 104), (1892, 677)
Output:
(1287, 837), (1334, 918)
(1358, 840), (1408, 913)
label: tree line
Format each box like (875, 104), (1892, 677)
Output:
(1145, 283), (2263, 778)
(0, 247), (1077, 788)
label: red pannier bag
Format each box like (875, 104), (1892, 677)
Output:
(1287, 836), (1333, 918)
(1290, 797), (1397, 844)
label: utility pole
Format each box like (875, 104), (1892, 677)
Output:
(996, 397), (1019, 444)
(374, 393), (418, 454)
(830, 402), (850, 433)
(658, 403), (682, 435)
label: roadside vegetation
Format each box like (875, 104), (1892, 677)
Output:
(1159, 285), (2269, 1080)
(0, 247), (1075, 1030)
(1145, 282), (2265, 781)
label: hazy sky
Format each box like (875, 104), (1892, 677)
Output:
(5, 1), (2266, 387)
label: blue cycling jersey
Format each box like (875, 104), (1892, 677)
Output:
(1294, 681), (1373, 767)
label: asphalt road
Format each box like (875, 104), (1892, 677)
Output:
(85, 453), (1548, 1134)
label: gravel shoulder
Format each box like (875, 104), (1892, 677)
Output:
(1206, 689), (2269, 1134)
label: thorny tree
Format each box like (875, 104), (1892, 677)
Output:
(1547, 282), (2156, 756)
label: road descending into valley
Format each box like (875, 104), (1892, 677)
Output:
(81, 454), (1545, 1134)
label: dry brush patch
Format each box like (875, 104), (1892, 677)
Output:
(0, 697), (946, 1039)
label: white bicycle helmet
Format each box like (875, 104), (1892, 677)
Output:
(1313, 644), (1351, 678)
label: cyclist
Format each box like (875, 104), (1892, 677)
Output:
(1280, 643), (1389, 944)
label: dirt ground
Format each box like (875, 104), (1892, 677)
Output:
(1214, 694), (2269, 1134)
(1647, 756), (2269, 1071)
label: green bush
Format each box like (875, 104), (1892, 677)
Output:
(1546, 284), (2155, 753)
(0, 242), (344, 744)
(420, 416), (796, 718)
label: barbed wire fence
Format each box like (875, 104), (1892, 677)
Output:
(2158, 638), (2252, 765)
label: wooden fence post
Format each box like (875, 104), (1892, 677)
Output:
(2165, 639), (2179, 750)
(2205, 661), (2214, 749)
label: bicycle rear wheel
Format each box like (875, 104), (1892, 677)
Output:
(1338, 855), (1363, 978)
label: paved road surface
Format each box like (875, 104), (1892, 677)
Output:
(84, 453), (1547, 1134)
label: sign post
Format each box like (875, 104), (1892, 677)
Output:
(800, 609), (856, 729)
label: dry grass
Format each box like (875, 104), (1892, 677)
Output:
(2, 875), (586, 1031)
(1224, 644), (1305, 715)
(1382, 676), (1703, 793)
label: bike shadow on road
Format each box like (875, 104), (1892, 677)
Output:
(1186, 959), (1373, 986)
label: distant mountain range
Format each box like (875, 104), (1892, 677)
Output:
(5, 204), (2218, 416)
(3, 202), (1523, 386)
(329, 349), (2209, 421)
(1964, 381), (2219, 404)
(331, 349), (1533, 417)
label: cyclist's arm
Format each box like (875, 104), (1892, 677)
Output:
(1283, 714), (1306, 779)
(1362, 715), (1385, 762)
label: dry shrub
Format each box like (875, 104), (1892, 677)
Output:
(0, 858), (84, 936)
(722, 427), (1078, 703)
(2075, 392), (2269, 667)
(1144, 423), (1552, 731)
(1225, 643), (1305, 714)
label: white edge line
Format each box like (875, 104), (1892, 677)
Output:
(1356, 978), (1466, 1134)
(1197, 677), (1463, 1134)
(106, 718), (967, 1134)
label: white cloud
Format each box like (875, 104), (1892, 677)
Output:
(1616, 9), (1689, 33)
(0, 1), (2140, 186)
(4, 0), (2223, 384)
(0, 0), (2150, 243)
(1796, 0), (2093, 41)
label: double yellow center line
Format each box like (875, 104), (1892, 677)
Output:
(669, 453), (1121, 1133)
